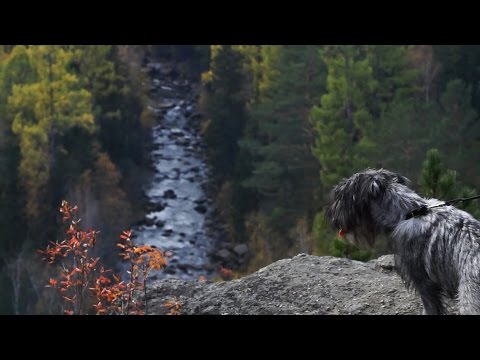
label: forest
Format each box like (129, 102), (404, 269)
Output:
(1, 45), (480, 314)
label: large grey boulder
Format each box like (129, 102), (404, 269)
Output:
(147, 254), (423, 315)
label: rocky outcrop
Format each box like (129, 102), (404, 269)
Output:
(147, 254), (423, 315)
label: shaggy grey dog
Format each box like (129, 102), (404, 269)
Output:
(326, 168), (480, 315)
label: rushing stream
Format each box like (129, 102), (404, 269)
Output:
(133, 62), (219, 280)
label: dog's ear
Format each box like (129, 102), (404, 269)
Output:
(370, 178), (383, 197)
(356, 173), (385, 201)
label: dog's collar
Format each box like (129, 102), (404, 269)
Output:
(405, 205), (429, 220)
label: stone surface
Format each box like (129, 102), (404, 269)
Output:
(147, 254), (423, 315)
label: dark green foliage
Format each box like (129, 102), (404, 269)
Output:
(436, 79), (480, 182)
(456, 186), (480, 220)
(329, 238), (373, 262)
(433, 45), (480, 111)
(0, 46), (38, 254)
(311, 45), (377, 191)
(69, 45), (148, 170)
(373, 98), (439, 179)
(241, 46), (324, 231)
(419, 149), (457, 199)
(368, 45), (420, 109)
(204, 45), (249, 182)
(419, 148), (480, 219)
(0, 47), (36, 256)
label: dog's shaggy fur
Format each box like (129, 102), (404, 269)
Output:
(326, 168), (480, 314)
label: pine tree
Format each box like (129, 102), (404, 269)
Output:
(241, 45), (325, 230)
(419, 148), (480, 219)
(368, 45), (420, 113)
(203, 45), (249, 182)
(419, 148), (457, 199)
(373, 97), (439, 179)
(367, 46), (431, 179)
(311, 45), (377, 192)
(69, 45), (147, 169)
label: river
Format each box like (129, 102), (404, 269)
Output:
(133, 62), (220, 280)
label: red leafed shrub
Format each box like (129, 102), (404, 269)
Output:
(38, 200), (168, 315)
(163, 297), (182, 315)
(219, 266), (233, 280)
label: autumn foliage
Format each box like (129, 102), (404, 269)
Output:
(219, 266), (233, 280)
(38, 200), (168, 315)
(163, 297), (182, 315)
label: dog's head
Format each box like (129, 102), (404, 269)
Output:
(326, 168), (409, 247)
